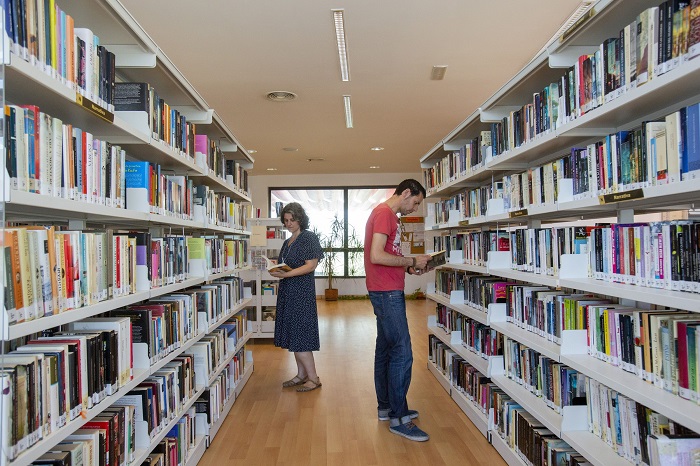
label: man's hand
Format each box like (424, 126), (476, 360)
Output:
(414, 254), (431, 270)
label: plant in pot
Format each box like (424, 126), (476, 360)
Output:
(316, 216), (344, 301)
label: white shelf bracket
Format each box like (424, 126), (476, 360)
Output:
(479, 106), (520, 122)
(487, 251), (511, 271)
(559, 254), (589, 279)
(220, 142), (238, 153)
(450, 330), (462, 346)
(68, 219), (87, 230)
(175, 106), (214, 124)
(444, 139), (469, 151)
(617, 208), (634, 223)
(560, 329), (588, 356)
(450, 290), (465, 305)
(487, 303), (508, 325)
(561, 405), (589, 431)
(548, 46), (599, 68)
(449, 250), (464, 265)
(108, 45), (157, 68)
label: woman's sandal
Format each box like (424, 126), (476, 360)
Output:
(297, 377), (322, 392)
(282, 376), (307, 388)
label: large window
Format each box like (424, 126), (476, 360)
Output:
(270, 186), (395, 277)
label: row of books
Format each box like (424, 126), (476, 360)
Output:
(428, 336), (590, 466)
(504, 337), (587, 413)
(1, 227), (199, 325)
(434, 304), (503, 359)
(3, 0), (117, 111)
(433, 219), (700, 294)
(427, 103), (700, 221)
(5, 105), (126, 205)
(432, 229), (509, 268)
(115, 82), (196, 159)
(586, 376), (700, 465)
(194, 348), (247, 434)
(1, 318), (134, 461)
(438, 267), (700, 408)
(1, 278), (249, 463)
(186, 236), (248, 279)
(192, 185), (253, 230)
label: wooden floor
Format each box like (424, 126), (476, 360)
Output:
(199, 299), (507, 466)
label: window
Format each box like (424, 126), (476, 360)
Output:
(270, 186), (395, 277)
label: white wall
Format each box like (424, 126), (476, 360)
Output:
(250, 172), (429, 296)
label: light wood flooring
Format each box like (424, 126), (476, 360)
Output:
(199, 298), (507, 466)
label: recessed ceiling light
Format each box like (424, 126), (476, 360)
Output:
(343, 95), (353, 129)
(266, 91), (297, 101)
(282, 147), (299, 152)
(430, 65), (448, 80)
(267, 168), (277, 171)
(371, 147), (384, 151)
(248, 149), (257, 154)
(332, 10), (350, 81)
(369, 166), (380, 169)
(307, 158), (325, 162)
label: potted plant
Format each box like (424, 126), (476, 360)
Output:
(317, 216), (344, 301)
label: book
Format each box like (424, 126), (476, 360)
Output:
(424, 250), (447, 269)
(262, 255), (292, 273)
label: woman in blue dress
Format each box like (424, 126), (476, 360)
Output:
(269, 202), (324, 392)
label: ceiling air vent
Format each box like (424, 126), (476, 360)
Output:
(266, 91), (297, 102)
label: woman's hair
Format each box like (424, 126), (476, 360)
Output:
(279, 202), (310, 230)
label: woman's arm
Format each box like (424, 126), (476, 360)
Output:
(269, 258), (319, 279)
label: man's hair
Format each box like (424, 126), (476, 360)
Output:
(279, 202), (310, 230)
(394, 179), (426, 198)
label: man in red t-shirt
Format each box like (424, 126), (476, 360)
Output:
(364, 179), (431, 441)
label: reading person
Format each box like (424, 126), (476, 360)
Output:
(364, 179), (432, 441)
(269, 202), (325, 392)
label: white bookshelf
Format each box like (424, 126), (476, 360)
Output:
(422, 0), (700, 464)
(0, 1), (254, 466)
(242, 217), (287, 338)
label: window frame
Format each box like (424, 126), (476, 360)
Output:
(268, 184), (395, 278)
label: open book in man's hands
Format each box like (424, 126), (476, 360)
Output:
(263, 256), (292, 273)
(424, 250), (447, 269)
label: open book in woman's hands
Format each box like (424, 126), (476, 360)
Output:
(263, 256), (292, 272)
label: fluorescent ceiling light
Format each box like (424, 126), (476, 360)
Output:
(371, 147), (384, 151)
(248, 149), (257, 154)
(333, 10), (350, 81)
(343, 95), (353, 128)
(267, 168), (277, 171)
(369, 166), (380, 169)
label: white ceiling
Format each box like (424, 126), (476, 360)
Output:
(119, 0), (584, 176)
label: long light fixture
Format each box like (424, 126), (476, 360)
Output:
(343, 95), (353, 128)
(332, 10), (350, 81)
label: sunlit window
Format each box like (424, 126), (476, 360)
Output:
(270, 186), (395, 277)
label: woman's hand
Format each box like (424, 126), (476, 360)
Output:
(269, 270), (289, 279)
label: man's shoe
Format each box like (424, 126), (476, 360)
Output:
(389, 421), (429, 442)
(378, 409), (418, 421)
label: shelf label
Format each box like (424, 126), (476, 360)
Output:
(458, 220), (470, 226)
(509, 208), (528, 218)
(598, 188), (644, 204)
(75, 93), (114, 123)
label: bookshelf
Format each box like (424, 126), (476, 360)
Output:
(421, 0), (700, 465)
(242, 217), (286, 338)
(0, 1), (255, 466)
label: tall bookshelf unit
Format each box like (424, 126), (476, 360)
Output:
(0, 1), (255, 466)
(422, 0), (700, 465)
(242, 217), (286, 338)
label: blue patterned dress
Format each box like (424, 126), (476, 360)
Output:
(274, 229), (324, 352)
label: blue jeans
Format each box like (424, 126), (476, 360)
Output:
(369, 290), (413, 422)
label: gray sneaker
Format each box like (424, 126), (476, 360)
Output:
(378, 409), (419, 421)
(389, 421), (429, 442)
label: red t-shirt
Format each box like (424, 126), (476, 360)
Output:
(364, 203), (405, 291)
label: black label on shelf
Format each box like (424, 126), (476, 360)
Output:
(599, 188), (644, 204)
(75, 93), (114, 123)
(509, 209), (528, 218)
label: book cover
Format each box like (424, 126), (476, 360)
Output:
(124, 160), (150, 213)
(688, 0), (700, 58)
(263, 255), (292, 273)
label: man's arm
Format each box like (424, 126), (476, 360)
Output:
(369, 232), (430, 269)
